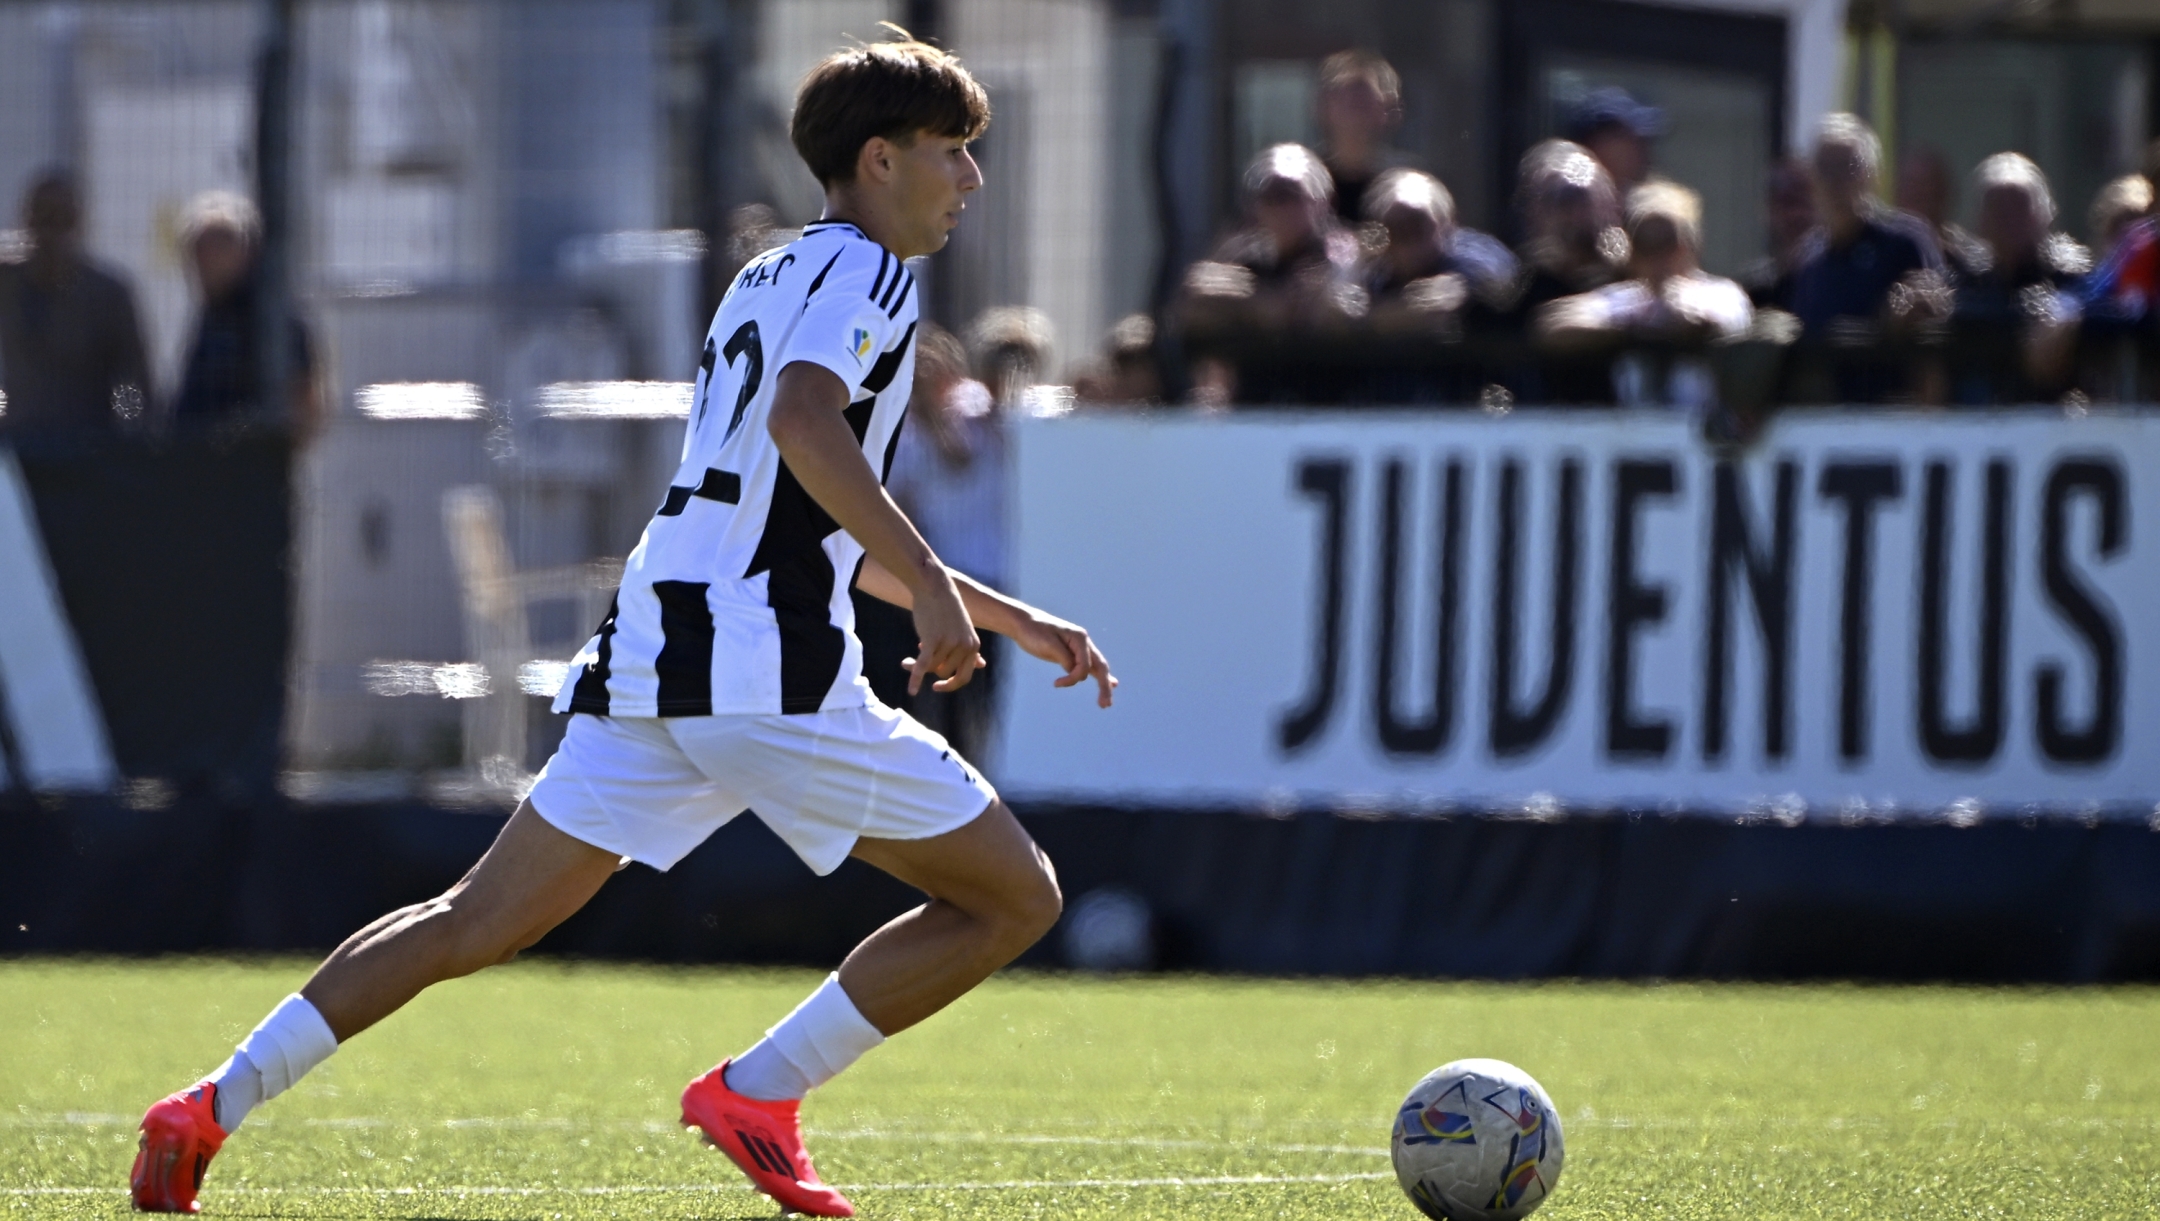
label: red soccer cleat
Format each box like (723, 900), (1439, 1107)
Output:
(681, 1061), (854, 1217)
(130, 1082), (227, 1213)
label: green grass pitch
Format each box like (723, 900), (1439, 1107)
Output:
(3, 958), (2155, 1219)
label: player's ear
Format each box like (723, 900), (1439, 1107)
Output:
(858, 136), (895, 186)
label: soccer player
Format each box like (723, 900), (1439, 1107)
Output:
(130, 37), (1114, 1217)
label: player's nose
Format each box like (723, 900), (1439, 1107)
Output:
(959, 150), (983, 193)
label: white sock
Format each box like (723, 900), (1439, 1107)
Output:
(208, 993), (338, 1131)
(723, 974), (885, 1102)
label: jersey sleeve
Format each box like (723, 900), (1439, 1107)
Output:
(778, 241), (915, 399)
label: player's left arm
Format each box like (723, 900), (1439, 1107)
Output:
(858, 558), (1117, 708)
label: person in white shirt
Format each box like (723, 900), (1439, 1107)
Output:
(1537, 180), (1753, 414)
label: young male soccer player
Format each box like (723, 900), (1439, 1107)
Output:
(130, 37), (1114, 1217)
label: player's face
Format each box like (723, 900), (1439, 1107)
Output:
(891, 132), (981, 257)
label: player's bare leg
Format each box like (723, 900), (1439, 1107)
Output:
(838, 799), (1062, 1033)
(130, 801), (619, 1211)
(300, 801), (622, 1039)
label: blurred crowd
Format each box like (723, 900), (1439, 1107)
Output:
(843, 49), (2160, 745)
(0, 170), (318, 451)
(15, 47), (2157, 456)
(1057, 50), (2160, 435)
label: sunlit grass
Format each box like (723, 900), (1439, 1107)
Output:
(3, 957), (2155, 1218)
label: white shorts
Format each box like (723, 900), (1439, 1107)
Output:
(527, 702), (999, 876)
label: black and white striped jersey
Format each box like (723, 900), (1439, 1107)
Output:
(553, 220), (920, 717)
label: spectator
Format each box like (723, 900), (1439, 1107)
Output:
(2080, 146), (2159, 324)
(0, 170), (152, 443)
(1740, 157), (1817, 311)
(1360, 168), (1516, 323)
(1342, 168), (1515, 404)
(1948, 153), (2088, 403)
(885, 321), (1009, 764)
(1186, 144), (1359, 322)
(1566, 87), (1663, 197)
(1969, 154), (2088, 287)
(1177, 144), (1361, 404)
(1316, 50), (1414, 226)
(967, 305), (1055, 411)
(169, 190), (321, 438)
(1539, 181), (1751, 414)
(1477, 140), (1628, 404)
(1072, 313), (1164, 407)
(1896, 146), (1990, 282)
(1509, 141), (1627, 308)
(1787, 113), (1946, 402)
(2089, 174), (2153, 265)
(2077, 142), (2160, 399)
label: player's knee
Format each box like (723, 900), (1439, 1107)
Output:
(1002, 856), (1063, 947)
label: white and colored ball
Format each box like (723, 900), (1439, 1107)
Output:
(1389, 1058), (1565, 1221)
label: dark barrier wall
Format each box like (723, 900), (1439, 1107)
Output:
(5, 795), (2157, 982)
(14, 436), (293, 797)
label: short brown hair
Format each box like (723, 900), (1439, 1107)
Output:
(791, 34), (991, 187)
(1318, 49), (1400, 107)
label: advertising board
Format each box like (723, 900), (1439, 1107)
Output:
(999, 410), (2158, 818)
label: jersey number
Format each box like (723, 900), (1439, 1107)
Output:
(717, 320), (762, 441)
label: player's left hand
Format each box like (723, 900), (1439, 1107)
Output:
(1007, 609), (1117, 708)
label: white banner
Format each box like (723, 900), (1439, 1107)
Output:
(998, 410), (2160, 817)
(0, 451), (118, 792)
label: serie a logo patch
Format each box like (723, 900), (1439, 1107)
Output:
(851, 328), (874, 362)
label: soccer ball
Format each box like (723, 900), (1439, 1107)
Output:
(1389, 1058), (1565, 1221)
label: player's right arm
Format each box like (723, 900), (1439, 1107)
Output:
(766, 361), (983, 696)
